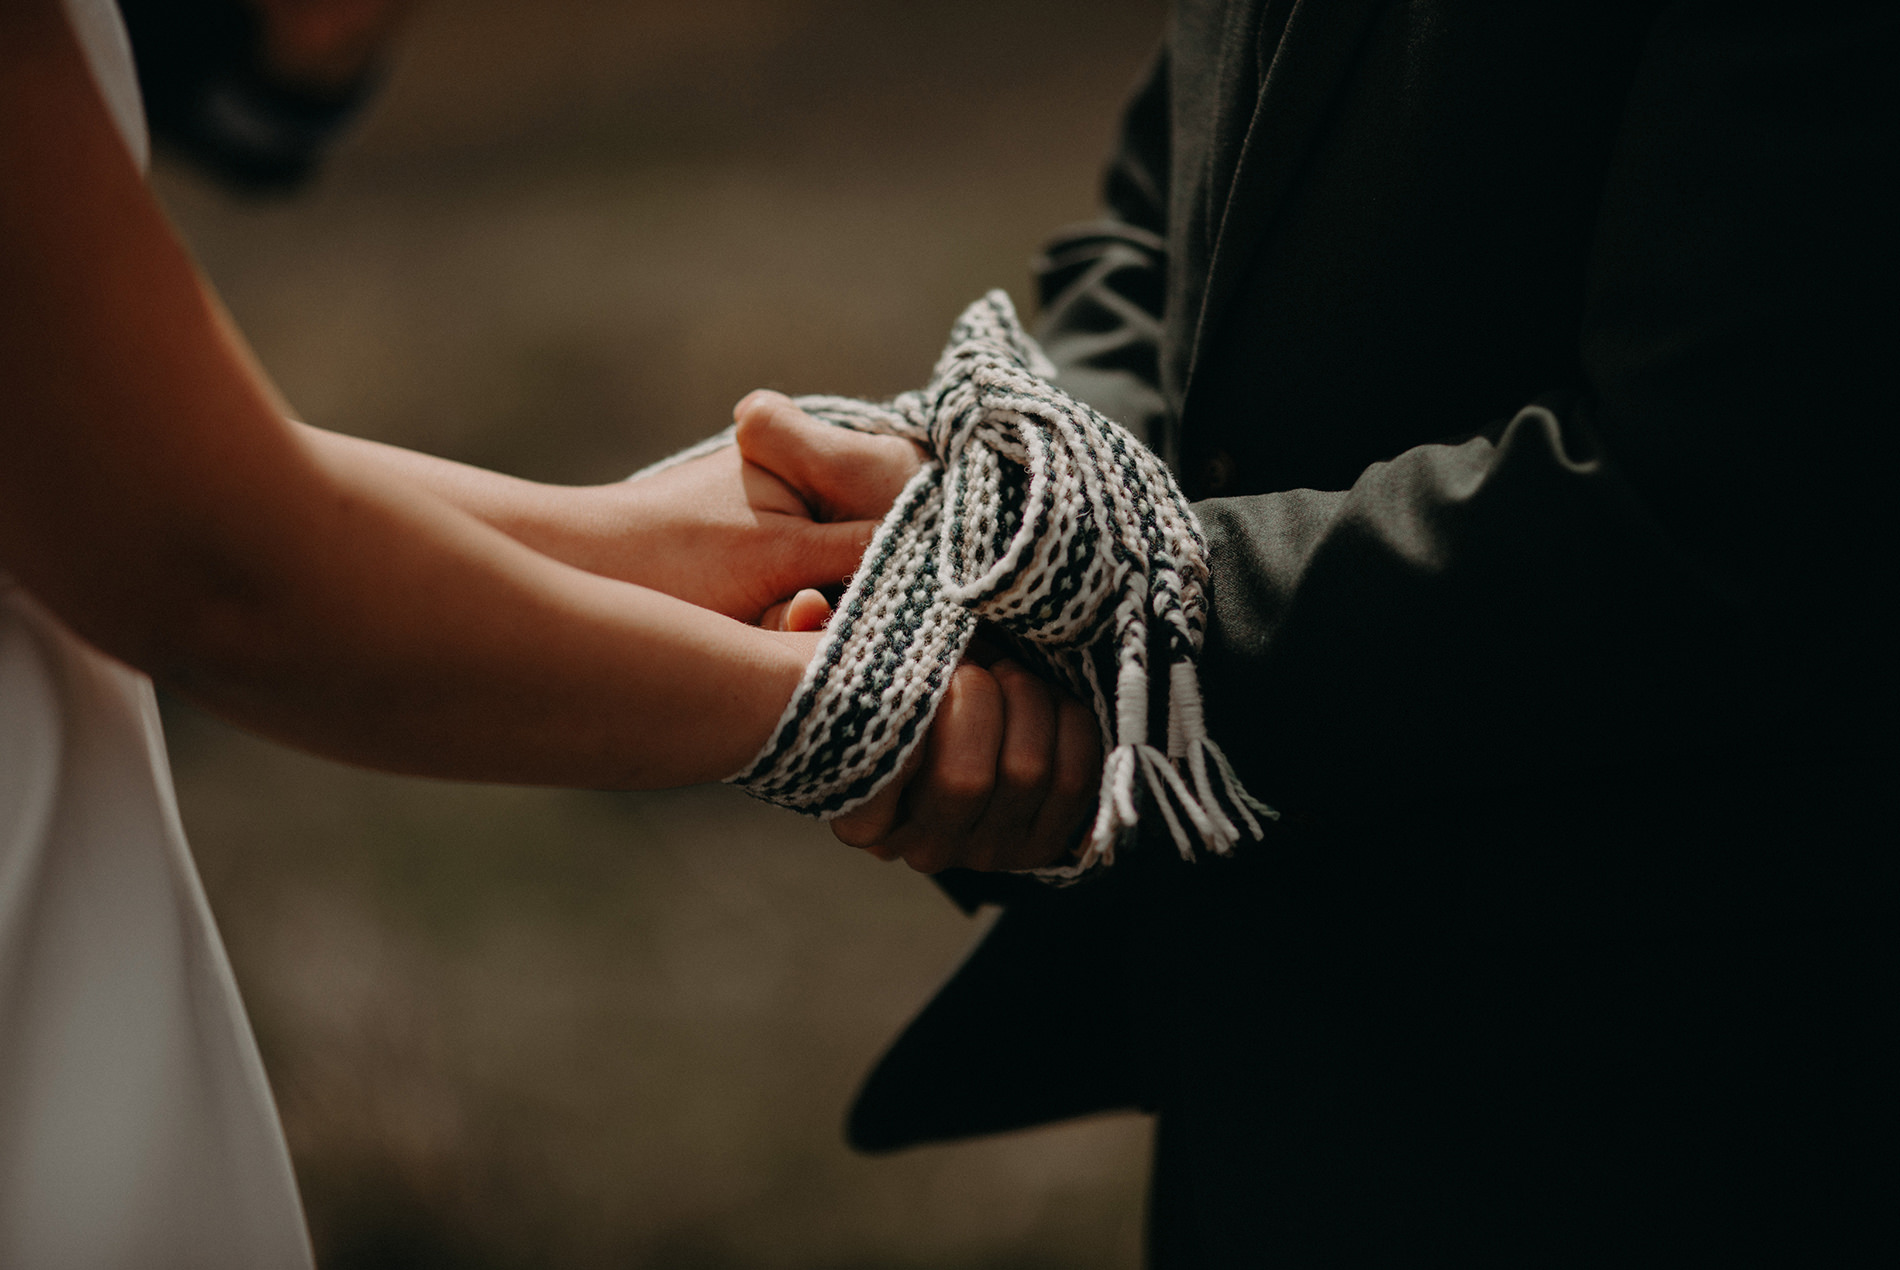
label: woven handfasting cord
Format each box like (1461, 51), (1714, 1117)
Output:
(719, 291), (1274, 879)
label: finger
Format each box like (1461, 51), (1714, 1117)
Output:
(776, 588), (832, 633)
(769, 516), (877, 600)
(832, 741), (927, 857)
(733, 388), (777, 419)
(734, 391), (923, 521)
(882, 664), (1004, 873)
(964, 659), (1057, 863)
(738, 454), (810, 518)
(1018, 692), (1105, 870)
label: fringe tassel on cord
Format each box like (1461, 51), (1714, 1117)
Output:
(724, 291), (1274, 879)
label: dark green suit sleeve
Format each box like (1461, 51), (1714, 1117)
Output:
(856, 0), (1897, 1168)
(1190, 4), (1898, 819)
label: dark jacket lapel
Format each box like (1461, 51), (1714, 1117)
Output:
(1185, 0), (1392, 397)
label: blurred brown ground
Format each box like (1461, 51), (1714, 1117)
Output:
(155, 1), (1169, 1265)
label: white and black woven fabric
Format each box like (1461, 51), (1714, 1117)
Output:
(722, 291), (1274, 878)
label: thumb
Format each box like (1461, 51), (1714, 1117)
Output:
(761, 588), (833, 633)
(735, 390), (923, 521)
(774, 516), (878, 596)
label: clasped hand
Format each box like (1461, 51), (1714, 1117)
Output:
(651, 391), (1104, 874)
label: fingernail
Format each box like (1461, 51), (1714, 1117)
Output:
(788, 588), (832, 632)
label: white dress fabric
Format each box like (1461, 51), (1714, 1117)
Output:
(0, 4), (313, 1266)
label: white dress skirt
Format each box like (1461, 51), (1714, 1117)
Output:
(0, 4), (313, 1266)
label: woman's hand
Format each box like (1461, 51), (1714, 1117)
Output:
(732, 391), (1101, 872)
(603, 442), (875, 624)
(298, 425), (879, 627)
(598, 388), (921, 620)
(732, 390), (925, 523)
(301, 385), (926, 628)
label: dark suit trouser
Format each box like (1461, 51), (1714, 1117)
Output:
(1146, 900), (1900, 1266)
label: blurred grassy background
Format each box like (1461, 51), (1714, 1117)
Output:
(154, 1), (1168, 1265)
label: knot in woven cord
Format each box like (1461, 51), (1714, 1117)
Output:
(728, 291), (1274, 877)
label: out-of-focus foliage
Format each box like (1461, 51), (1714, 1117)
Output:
(159, 1), (1167, 1265)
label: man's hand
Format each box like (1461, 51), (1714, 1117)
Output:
(733, 391), (1100, 872)
(832, 656), (1104, 873)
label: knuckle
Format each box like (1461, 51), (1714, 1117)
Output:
(768, 398), (815, 437)
(877, 437), (928, 478)
(999, 751), (1048, 795)
(732, 393), (777, 437)
(997, 662), (1046, 703)
(904, 843), (953, 875)
(831, 811), (888, 851)
(989, 657), (1026, 684)
(933, 766), (993, 809)
(949, 662), (1001, 706)
(995, 663), (1055, 720)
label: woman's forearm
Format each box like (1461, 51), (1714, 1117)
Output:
(1, 2), (801, 788)
(174, 438), (810, 787)
(291, 417), (878, 625)
(290, 424), (635, 573)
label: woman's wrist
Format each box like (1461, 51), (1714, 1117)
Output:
(296, 423), (645, 574)
(494, 478), (649, 582)
(702, 623), (822, 781)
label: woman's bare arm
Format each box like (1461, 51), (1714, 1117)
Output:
(0, 0), (807, 789)
(292, 423), (877, 624)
